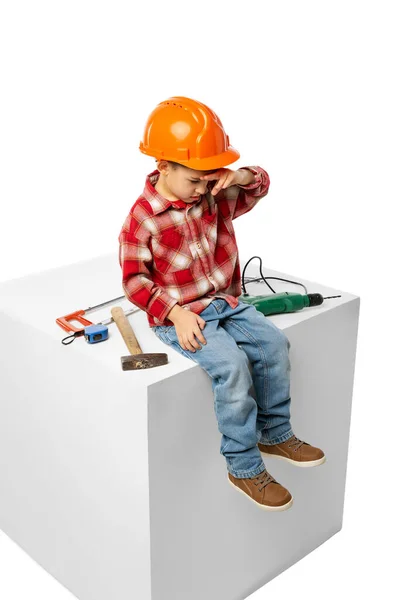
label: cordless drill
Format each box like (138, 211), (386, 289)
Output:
(238, 292), (336, 316)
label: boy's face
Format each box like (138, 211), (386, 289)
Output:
(156, 161), (218, 203)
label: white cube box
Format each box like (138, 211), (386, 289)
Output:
(0, 254), (360, 600)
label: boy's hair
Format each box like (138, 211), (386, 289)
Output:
(166, 161), (186, 170)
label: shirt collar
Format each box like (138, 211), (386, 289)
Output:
(143, 169), (201, 214)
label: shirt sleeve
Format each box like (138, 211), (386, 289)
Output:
(118, 212), (179, 324)
(217, 165), (270, 220)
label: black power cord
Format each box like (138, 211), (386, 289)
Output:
(241, 256), (309, 296)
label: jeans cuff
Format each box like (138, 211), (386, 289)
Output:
(227, 461), (266, 479)
(259, 428), (294, 446)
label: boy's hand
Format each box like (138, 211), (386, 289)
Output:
(170, 310), (207, 353)
(200, 168), (255, 195)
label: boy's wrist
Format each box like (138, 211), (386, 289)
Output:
(167, 304), (184, 323)
(236, 168), (256, 186)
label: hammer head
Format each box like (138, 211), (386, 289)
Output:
(121, 352), (168, 371)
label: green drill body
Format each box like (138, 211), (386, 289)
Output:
(238, 292), (323, 316)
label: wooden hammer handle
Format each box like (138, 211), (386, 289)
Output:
(111, 306), (142, 355)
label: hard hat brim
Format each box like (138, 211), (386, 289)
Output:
(140, 145), (240, 171)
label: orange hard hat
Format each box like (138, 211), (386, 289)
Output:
(139, 96), (240, 170)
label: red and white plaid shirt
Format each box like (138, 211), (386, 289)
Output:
(118, 166), (270, 327)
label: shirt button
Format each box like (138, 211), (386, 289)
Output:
(197, 243), (201, 249)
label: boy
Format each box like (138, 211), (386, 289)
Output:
(118, 96), (325, 512)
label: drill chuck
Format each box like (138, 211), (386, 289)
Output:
(306, 293), (324, 307)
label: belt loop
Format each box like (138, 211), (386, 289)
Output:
(213, 300), (222, 313)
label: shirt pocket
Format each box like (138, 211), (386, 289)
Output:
(201, 211), (233, 248)
(151, 227), (193, 275)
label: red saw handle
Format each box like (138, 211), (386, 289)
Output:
(56, 310), (94, 333)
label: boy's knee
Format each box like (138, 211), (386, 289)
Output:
(267, 330), (290, 359)
(215, 345), (249, 371)
(280, 331), (290, 350)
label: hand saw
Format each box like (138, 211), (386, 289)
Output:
(56, 295), (140, 333)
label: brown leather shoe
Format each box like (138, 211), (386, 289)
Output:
(258, 435), (326, 467)
(227, 469), (293, 511)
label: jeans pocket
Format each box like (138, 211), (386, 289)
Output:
(153, 325), (174, 344)
(153, 326), (165, 339)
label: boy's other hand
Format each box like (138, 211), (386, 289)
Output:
(200, 168), (255, 195)
(169, 309), (207, 353)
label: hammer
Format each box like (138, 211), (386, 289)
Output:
(111, 306), (168, 371)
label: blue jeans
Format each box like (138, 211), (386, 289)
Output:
(152, 299), (294, 479)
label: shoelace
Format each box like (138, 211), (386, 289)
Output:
(287, 436), (306, 452)
(252, 470), (276, 491)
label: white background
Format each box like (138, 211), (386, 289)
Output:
(1, 1), (399, 598)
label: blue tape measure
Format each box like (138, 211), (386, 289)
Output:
(84, 324), (109, 343)
(62, 324), (108, 345)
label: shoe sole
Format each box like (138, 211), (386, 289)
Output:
(259, 450), (327, 468)
(227, 475), (293, 512)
